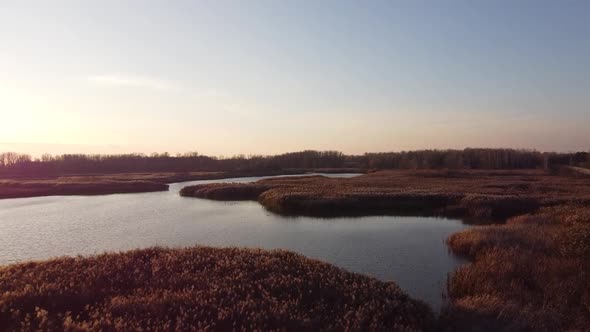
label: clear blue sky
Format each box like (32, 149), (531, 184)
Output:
(1, 0), (588, 156)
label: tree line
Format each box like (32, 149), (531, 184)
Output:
(0, 149), (587, 177)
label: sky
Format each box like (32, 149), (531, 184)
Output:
(0, 0), (588, 156)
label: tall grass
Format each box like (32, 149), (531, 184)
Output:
(0, 247), (434, 331)
(181, 170), (587, 222)
(0, 179), (169, 199)
(444, 205), (590, 331)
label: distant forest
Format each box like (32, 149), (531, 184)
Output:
(0, 149), (588, 177)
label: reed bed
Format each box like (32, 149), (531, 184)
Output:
(181, 170), (590, 222)
(443, 205), (590, 331)
(0, 247), (433, 331)
(0, 180), (169, 199)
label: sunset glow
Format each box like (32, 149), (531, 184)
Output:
(1, 1), (588, 156)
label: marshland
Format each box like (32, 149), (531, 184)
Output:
(3, 1), (590, 330)
(1, 149), (589, 331)
(181, 167), (590, 330)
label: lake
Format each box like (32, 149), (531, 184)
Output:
(0, 173), (468, 311)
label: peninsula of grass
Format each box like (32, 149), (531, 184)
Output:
(0, 179), (170, 199)
(180, 169), (590, 221)
(0, 246), (433, 331)
(181, 170), (590, 330)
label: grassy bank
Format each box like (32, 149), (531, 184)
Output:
(181, 170), (590, 330)
(442, 205), (590, 331)
(0, 179), (169, 199)
(0, 246), (433, 331)
(181, 170), (590, 222)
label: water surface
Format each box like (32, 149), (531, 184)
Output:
(0, 173), (467, 310)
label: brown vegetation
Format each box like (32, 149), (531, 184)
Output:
(182, 170), (590, 330)
(181, 169), (590, 222)
(443, 205), (590, 331)
(0, 172), (213, 199)
(0, 179), (169, 199)
(0, 247), (434, 331)
(0, 170), (316, 199)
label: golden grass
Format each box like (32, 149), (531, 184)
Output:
(181, 170), (590, 222)
(0, 247), (433, 331)
(0, 180), (169, 199)
(443, 205), (590, 331)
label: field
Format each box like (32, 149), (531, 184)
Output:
(0, 246), (433, 331)
(182, 170), (590, 330)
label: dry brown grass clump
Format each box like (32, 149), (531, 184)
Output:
(180, 183), (273, 200)
(0, 247), (434, 331)
(443, 205), (590, 331)
(0, 180), (169, 199)
(181, 170), (590, 222)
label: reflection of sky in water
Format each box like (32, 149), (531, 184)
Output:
(0, 174), (467, 311)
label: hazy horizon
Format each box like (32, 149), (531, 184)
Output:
(1, 141), (585, 159)
(2, 1), (589, 156)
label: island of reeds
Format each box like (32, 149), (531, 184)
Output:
(0, 247), (433, 331)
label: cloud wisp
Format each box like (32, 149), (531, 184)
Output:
(88, 75), (177, 91)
